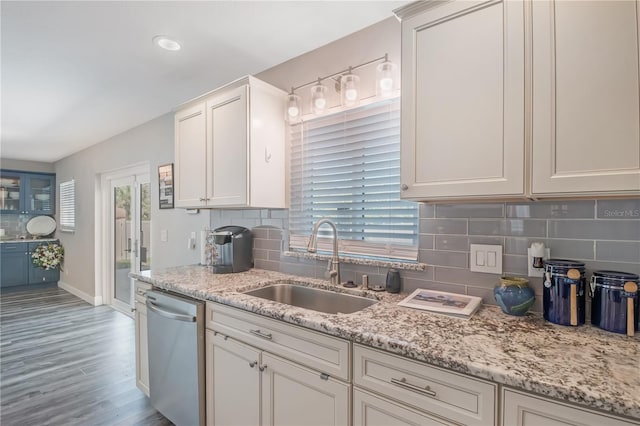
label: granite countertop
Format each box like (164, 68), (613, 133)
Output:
(131, 265), (640, 421)
(0, 238), (58, 243)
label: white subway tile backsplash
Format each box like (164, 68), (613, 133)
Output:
(545, 239), (595, 260)
(213, 201), (639, 313)
(502, 255), (528, 275)
(595, 241), (640, 263)
(506, 201), (595, 219)
(419, 203), (435, 218)
(435, 235), (469, 251)
(597, 199), (640, 219)
(549, 220), (640, 240)
(420, 218), (467, 235)
(436, 203), (504, 218)
(469, 219), (547, 237)
(420, 250), (468, 268)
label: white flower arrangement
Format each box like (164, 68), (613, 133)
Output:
(31, 243), (64, 270)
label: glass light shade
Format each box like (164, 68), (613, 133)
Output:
(153, 35), (181, 51)
(310, 83), (328, 114)
(286, 93), (301, 122)
(340, 73), (360, 107)
(376, 60), (397, 97)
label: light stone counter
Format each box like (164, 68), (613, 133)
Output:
(131, 265), (640, 421)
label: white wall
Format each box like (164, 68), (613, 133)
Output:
(0, 158), (55, 173)
(54, 113), (208, 301)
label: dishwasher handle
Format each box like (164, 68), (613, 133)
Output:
(146, 300), (197, 322)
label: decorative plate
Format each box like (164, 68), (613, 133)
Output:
(26, 215), (57, 236)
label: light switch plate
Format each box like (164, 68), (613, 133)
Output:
(470, 244), (503, 274)
(160, 229), (168, 242)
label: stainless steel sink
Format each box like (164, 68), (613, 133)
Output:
(243, 283), (377, 314)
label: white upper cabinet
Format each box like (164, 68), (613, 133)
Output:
(174, 76), (286, 209)
(175, 103), (207, 207)
(398, 0), (525, 200)
(396, 0), (640, 201)
(531, 0), (640, 196)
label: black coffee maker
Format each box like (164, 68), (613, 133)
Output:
(210, 226), (253, 274)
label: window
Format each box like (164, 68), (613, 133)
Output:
(59, 179), (75, 232)
(289, 98), (418, 261)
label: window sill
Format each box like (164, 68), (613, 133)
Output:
(282, 251), (427, 272)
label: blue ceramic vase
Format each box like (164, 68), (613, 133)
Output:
(494, 277), (535, 316)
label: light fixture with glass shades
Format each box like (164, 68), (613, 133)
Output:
(310, 79), (328, 115)
(340, 68), (360, 107)
(152, 35), (181, 51)
(285, 53), (397, 121)
(376, 54), (397, 98)
(286, 89), (301, 123)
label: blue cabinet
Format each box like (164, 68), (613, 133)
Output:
(0, 170), (55, 215)
(0, 241), (60, 288)
(0, 244), (29, 287)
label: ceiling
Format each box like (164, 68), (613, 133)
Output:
(1, 1), (406, 163)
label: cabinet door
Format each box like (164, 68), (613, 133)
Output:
(0, 171), (24, 214)
(206, 86), (248, 206)
(28, 242), (60, 284)
(24, 173), (55, 215)
(261, 353), (350, 426)
(0, 246), (29, 287)
(175, 102), (208, 207)
(205, 330), (260, 426)
(531, 0), (640, 196)
(135, 300), (149, 397)
(400, 0), (525, 199)
(503, 388), (640, 426)
(354, 388), (455, 426)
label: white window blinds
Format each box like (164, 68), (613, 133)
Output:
(59, 180), (75, 232)
(289, 98), (418, 261)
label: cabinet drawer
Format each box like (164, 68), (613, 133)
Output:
(503, 388), (640, 426)
(134, 280), (151, 304)
(207, 302), (350, 381)
(1, 243), (27, 253)
(353, 344), (496, 426)
(354, 388), (456, 426)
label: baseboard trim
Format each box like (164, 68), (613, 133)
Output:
(58, 281), (102, 306)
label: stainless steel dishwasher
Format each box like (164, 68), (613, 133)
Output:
(146, 289), (205, 426)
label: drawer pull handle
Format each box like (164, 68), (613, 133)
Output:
(391, 377), (437, 398)
(250, 329), (273, 340)
(320, 373), (330, 381)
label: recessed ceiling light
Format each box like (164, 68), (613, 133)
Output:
(153, 35), (181, 51)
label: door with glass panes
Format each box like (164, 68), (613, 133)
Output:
(111, 174), (150, 314)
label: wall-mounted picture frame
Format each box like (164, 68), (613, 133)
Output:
(158, 163), (174, 209)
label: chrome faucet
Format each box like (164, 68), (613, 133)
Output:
(307, 218), (341, 285)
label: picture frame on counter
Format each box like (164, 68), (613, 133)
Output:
(158, 163), (174, 209)
(398, 289), (482, 319)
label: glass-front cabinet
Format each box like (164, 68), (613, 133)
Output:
(0, 170), (55, 215)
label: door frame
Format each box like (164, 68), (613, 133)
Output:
(96, 162), (150, 314)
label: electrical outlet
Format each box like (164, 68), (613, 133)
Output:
(470, 244), (502, 274)
(528, 247), (551, 277)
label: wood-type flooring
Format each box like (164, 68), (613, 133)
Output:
(0, 287), (172, 425)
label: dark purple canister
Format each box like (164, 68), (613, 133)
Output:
(543, 259), (586, 326)
(590, 270), (640, 334)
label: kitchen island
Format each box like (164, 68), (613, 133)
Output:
(132, 265), (640, 422)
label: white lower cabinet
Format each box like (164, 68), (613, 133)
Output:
(353, 344), (496, 426)
(502, 388), (640, 426)
(205, 302), (351, 426)
(134, 280), (151, 397)
(261, 353), (350, 426)
(354, 388), (454, 426)
(206, 330), (260, 426)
